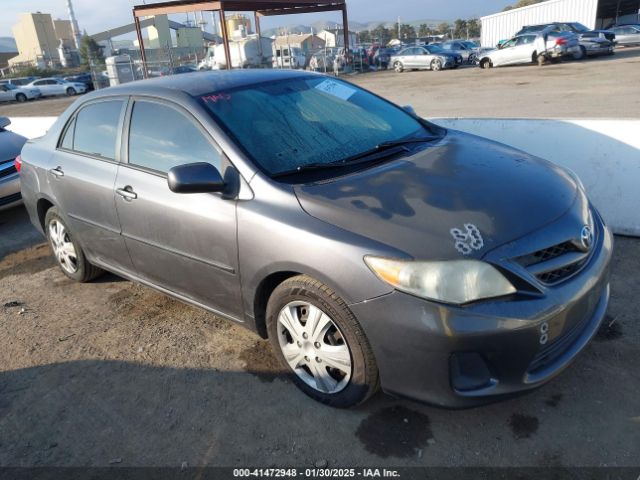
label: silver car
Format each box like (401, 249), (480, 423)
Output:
(439, 40), (480, 64)
(0, 117), (27, 211)
(610, 24), (640, 46)
(391, 45), (462, 72)
(479, 29), (580, 68)
(0, 83), (42, 103)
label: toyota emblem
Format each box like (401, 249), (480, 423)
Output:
(580, 225), (594, 250)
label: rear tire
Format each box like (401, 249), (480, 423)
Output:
(573, 46), (586, 60)
(66, 87), (76, 96)
(431, 58), (443, 71)
(393, 61), (404, 73)
(15, 93), (27, 102)
(537, 54), (547, 66)
(266, 275), (379, 408)
(45, 207), (103, 282)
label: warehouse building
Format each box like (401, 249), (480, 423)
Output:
(480, 0), (640, 47)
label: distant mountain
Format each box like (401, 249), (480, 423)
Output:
(0, 37), (17, 53)
(262, 18), (447, 37)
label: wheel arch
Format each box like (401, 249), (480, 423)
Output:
(36, 197), (55, 231)
(252, 270), (302, 338)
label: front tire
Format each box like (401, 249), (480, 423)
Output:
(15, 93), (27, 102)
(45, 207), (103, 282)
(266, 275), (379, 408)
(480, 58), (492, 69)
(66, 87), (76, 96)
(393, 61), (404, 73)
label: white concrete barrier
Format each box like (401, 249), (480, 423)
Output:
(8, 116), (639, 236)
(432, 118), (640, 237)
(7, 116), (57, 139)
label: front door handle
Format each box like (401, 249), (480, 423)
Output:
(49, 166), (64, 177)
(116, 186), (138, 201)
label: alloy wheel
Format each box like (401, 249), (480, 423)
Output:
(432, 59), (442, 71)
(276, 301), (352, 394)
(49, 219), (78, 274)
(394, 62), (403, 73)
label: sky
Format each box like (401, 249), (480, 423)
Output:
(0, 0), (514, 38)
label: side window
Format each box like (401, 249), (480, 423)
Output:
(33, 80), (45, 86)
(128, 100), (221, 174)
(73, 100), (124, 159)
(60, 117), (76, 150)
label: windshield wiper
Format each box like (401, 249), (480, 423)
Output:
(272, 136), (437, 179)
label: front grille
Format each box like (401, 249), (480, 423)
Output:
(517, 241), (579, 267)
(516, 241), (590, 285)
(0, 192), (21, 206)
(528, 313), (591, 373)
(0, 164), (17, 179)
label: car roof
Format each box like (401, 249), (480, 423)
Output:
(86, 69), (318, 101)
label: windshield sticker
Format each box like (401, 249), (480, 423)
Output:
(314, 80), (356, 101)
(450, 224), (484, 255)
(202, 93), (231, 104)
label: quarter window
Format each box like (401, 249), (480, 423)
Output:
(72, 100), (124, 159)
(127, 100), (221, 173)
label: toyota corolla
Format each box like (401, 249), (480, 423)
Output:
(19, 70), (612, 407)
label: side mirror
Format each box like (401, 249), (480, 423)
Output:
(0, 117), (11, 129)
(168, 162), (225, 194)
(402, 105), (417, 116)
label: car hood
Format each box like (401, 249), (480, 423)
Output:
(0, 130), (27, 163)
(294, 130), (579, 260)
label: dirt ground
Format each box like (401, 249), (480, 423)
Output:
(1, 206), (639, 468)
(1, 47), (639, 120)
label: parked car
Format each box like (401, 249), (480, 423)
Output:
(371, 47), (393, 69)
(18, 70), (613, 407)
(309, 48), (337, 72)
(0, 117), (27, 211)
(391, 45), (463, 72)
(479, 28), (580, 68)
(64, 73), (95, 91)
(0, 76), (39, 87)
(0, 83), (41, 103)
(609, 24), (640, 46)
(439, 40), (480, 64)
(515, 23), (615, 59)
(516, 22), (616, 42)
(25, 77), (87, 97)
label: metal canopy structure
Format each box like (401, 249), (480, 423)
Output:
(132, 0), (349, 76)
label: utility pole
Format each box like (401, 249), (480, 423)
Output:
(397, 16), (401, 39)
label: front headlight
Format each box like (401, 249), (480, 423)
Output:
(364, 257), (516, 305)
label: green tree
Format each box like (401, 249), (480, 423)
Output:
(370, 24), (392, 45)
(358, 30), (372, 44)
(79, 36), (104, 66)
(503, 0), (547, 11)
(437, 22), (451, 36)
(399, 24), (416, 40)
(453, 19), (467, 38)
(467, 18), (481, 39)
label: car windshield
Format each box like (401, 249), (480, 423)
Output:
(200, 76), (436, 177)
(569, 23), (589, 32)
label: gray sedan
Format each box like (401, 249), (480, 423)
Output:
(19, 70), (612, 408)
(0, 117), (26, 211)
(391, 45), (462, 72)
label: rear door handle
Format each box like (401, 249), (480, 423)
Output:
(49, 166), (64, 177)
(116, 186), (138, 201)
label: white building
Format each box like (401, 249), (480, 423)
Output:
(480, 0), (640, 47)
(317, 28), (357, 48)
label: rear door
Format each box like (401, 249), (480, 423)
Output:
(114, 97), (242, 318)
(48, 97), (134, 272)
(512, 35), (537, 63)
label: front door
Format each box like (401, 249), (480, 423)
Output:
(114, 97), (242, 318)
(48, 98), (134, 272)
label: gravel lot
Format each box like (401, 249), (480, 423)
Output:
(1, 47), (639, 120)
(1, 48), (639, 469)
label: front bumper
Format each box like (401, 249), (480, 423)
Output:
(350, 216), (613, 408)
